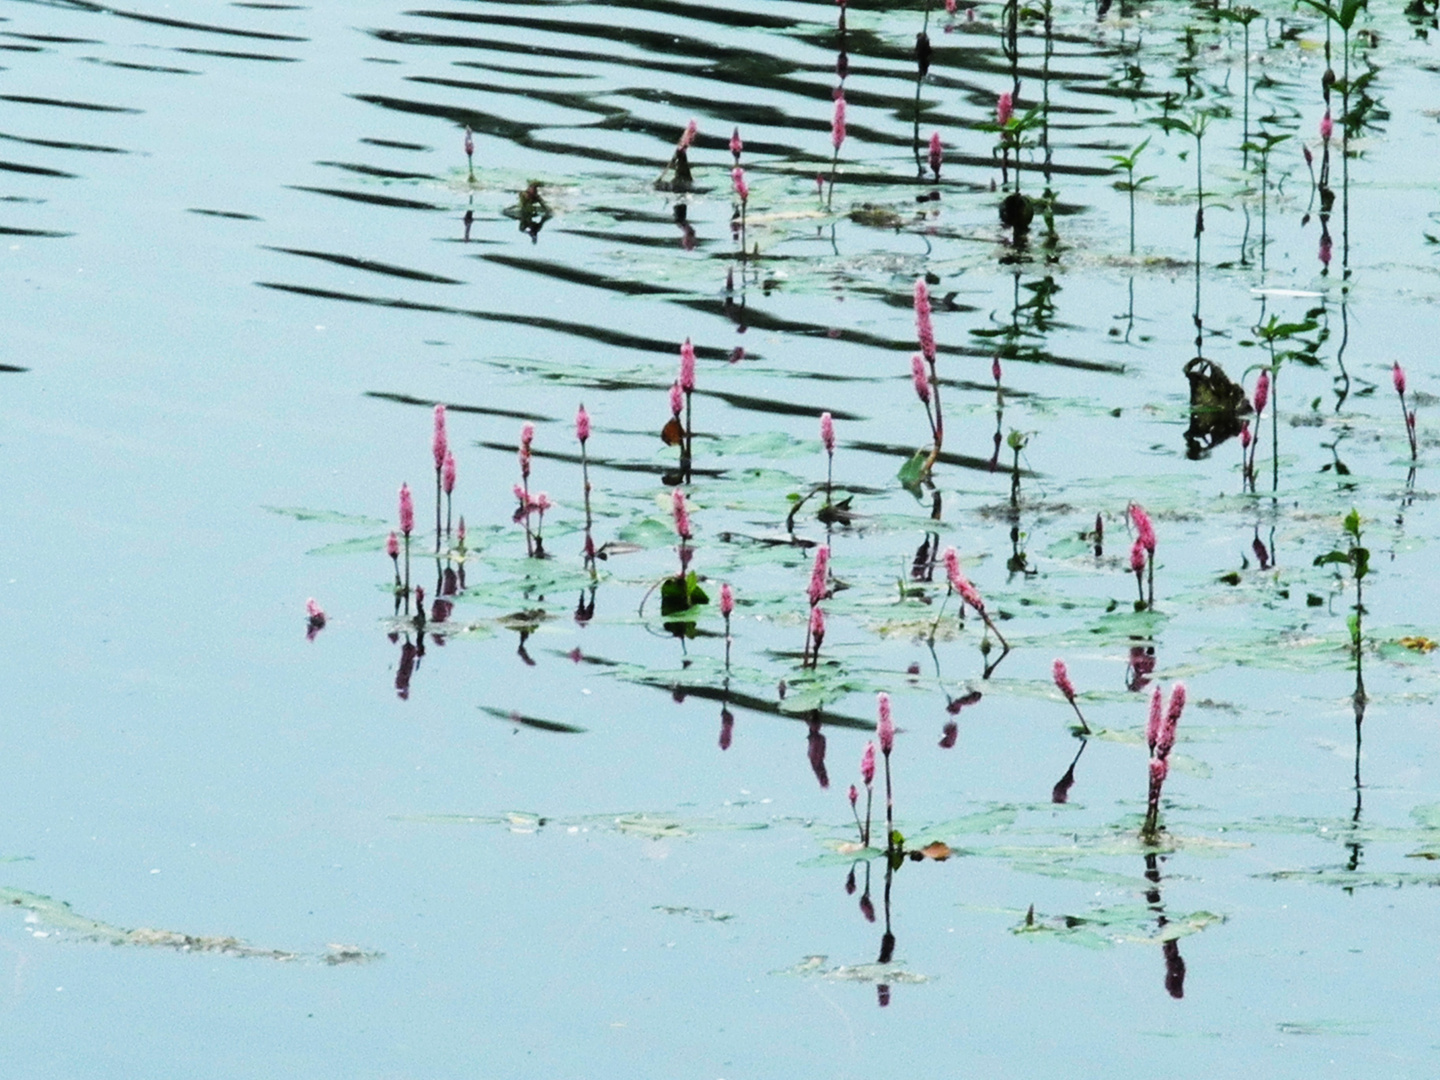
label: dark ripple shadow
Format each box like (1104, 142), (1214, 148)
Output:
(316, 160), (436, 181)
(57, 1), (307, 41)
(0, 225), (73, 237)
(267, 246), (463, 285)
(0, 130), (127, 153)
(80, 56), (199, 74)
(360, 137), (430, 151)
(0, 159), (76, 178)
(0, 93), (140, 113)
(366, 391), (552, 423)
(189, 207), (261, 220)
(174, 46), (298, 62)
(0, 363), (30, 373)
(286, 185), (442, 211)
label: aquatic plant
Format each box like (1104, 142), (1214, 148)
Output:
(397, 483), (413, 606)
(1394, 363), (1417, 460)
(877, 693), (897, 850)
(463, 125), (473, 183)
(1104, 137), (1153, 254)
(928, 130), (942, 181)
(305, 597), (326, 640)
(1142, 682), (1186, 839)
(1128, 503), (1156, 609)
(1052, 659), (1089, 735)
(828, 92), (847, 209)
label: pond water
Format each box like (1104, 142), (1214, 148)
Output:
(4, 0), (1440, 1074)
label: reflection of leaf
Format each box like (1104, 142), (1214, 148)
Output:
(1013, 903), (1223, 947)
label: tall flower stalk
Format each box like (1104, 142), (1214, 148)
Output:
(915, 279), (944, 473)
(877, 694), (896, 850)
(432, 404), (448, 553)
(828, 92), (846, 210)
(1394, 362), (1418, 460)
(1143, 683), (1186, 839)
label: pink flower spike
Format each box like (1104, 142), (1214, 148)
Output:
(914, 278), (935, 362)
(1393, 362), (1407, 397)
(1252, 369), (1270, 418)
(808, 545), (830, 607)
(720, 583), (734, 618)
(1145, 684), (1163, 752)
(1240, 420), (1252, 449)
(576, 403), (591, 444)
(911, 353), (931, 403)
(672, 487), (692, 541)
(992, 356), (1002, 383)
(1053, 659), (1076, 702)
(1129, 502), (1155, 554)
(1130, 538), (1147, 574)
(464, 126), (473, 158)
(820, 411), (836, 454)
(860, 741), (876, 786)
(678, 119), (697, 150)
(815, 173), (826, 195)
(928, 130), (942, 178)
(848, 783), (858, 807)
(669, 381), (683, 418)
(1159, 681), (1185, 756)
(433, 403), (448, 470)
(1149, 755), (1169, 786)
(1320, 110), (1333, 142)
(946, 0), (957, 14)
(876, 692), (895, 755)
(457, 517), (466, 545)
(680, 338), (697, 392)
(942, 546), (966, 595)
(958, 579), (985, 614)
(730, 126), (743, 160)
(809, 605), (826, 649)
(997, 91), (1014, 128)
(386, 531), (399, 559)
(442, 451), (456, 495)
(398, 483), (414, 536)
(533, 492), (553, 513)
(731, 166), (749, 203)
(519, 422), (534, 479)
(832, 93), (847, 152)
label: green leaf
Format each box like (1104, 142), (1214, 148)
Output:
(897, 449), (929, 492)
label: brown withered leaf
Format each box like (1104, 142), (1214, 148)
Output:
(661, 417), (685, 446)
(914, 841), (952, 861)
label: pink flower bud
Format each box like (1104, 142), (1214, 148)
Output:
(820, 411), (836, 454)
(1052, 659), (1075, 702)
(914, 278), (935, 362)
(1145, 684), (1162, 752)
(911, 352), (931, 403)
(832, 92), (847, 152)
(398, 483), (414, 535)
(1320, 110), (1333, 142)
(464, 126), (473, 158)
(992, 356), (1002, 383)
(678, 119), (697, 150)
(386, 531), (399, 559)
(457, 517), (466, 545)
(720, 583), (734, 618)
(1408, 410), (1417, 432)
(997, 91), (1013, 127)
(946, 0), (957, 12)
(928, 130), (942, 177)
(414, 585), (425, 607)
(860, 741), (876, 786)
(1240, 420), (1252, 449)
(1252, 369), (1269, 418)
(433, 403), (448, 470)
(533, 492), (552, 513)
(1393, 362), (1407, 397)
(848, 783), (858, 807)
(877, 692), (895, 754)
(943, 546), (964, 593)
(669, 381), (683, 418)
(730, 126), (742, 160)
(815, 173), (825, 194)
(732, 166), (748, 203)
(1129, 502), (1155, 554)
(809, 605), (826, 650)
(1319, 234), (1332, 266)
(808, 545), (830, 607)
(1303, 144), (1313, 167)
(576, 403), (590, 444)
(672, 487), (692, 540)
(442, 451), (456, 495)
(1130, 539), (1146, 575)
(680, 337), (696, 392)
